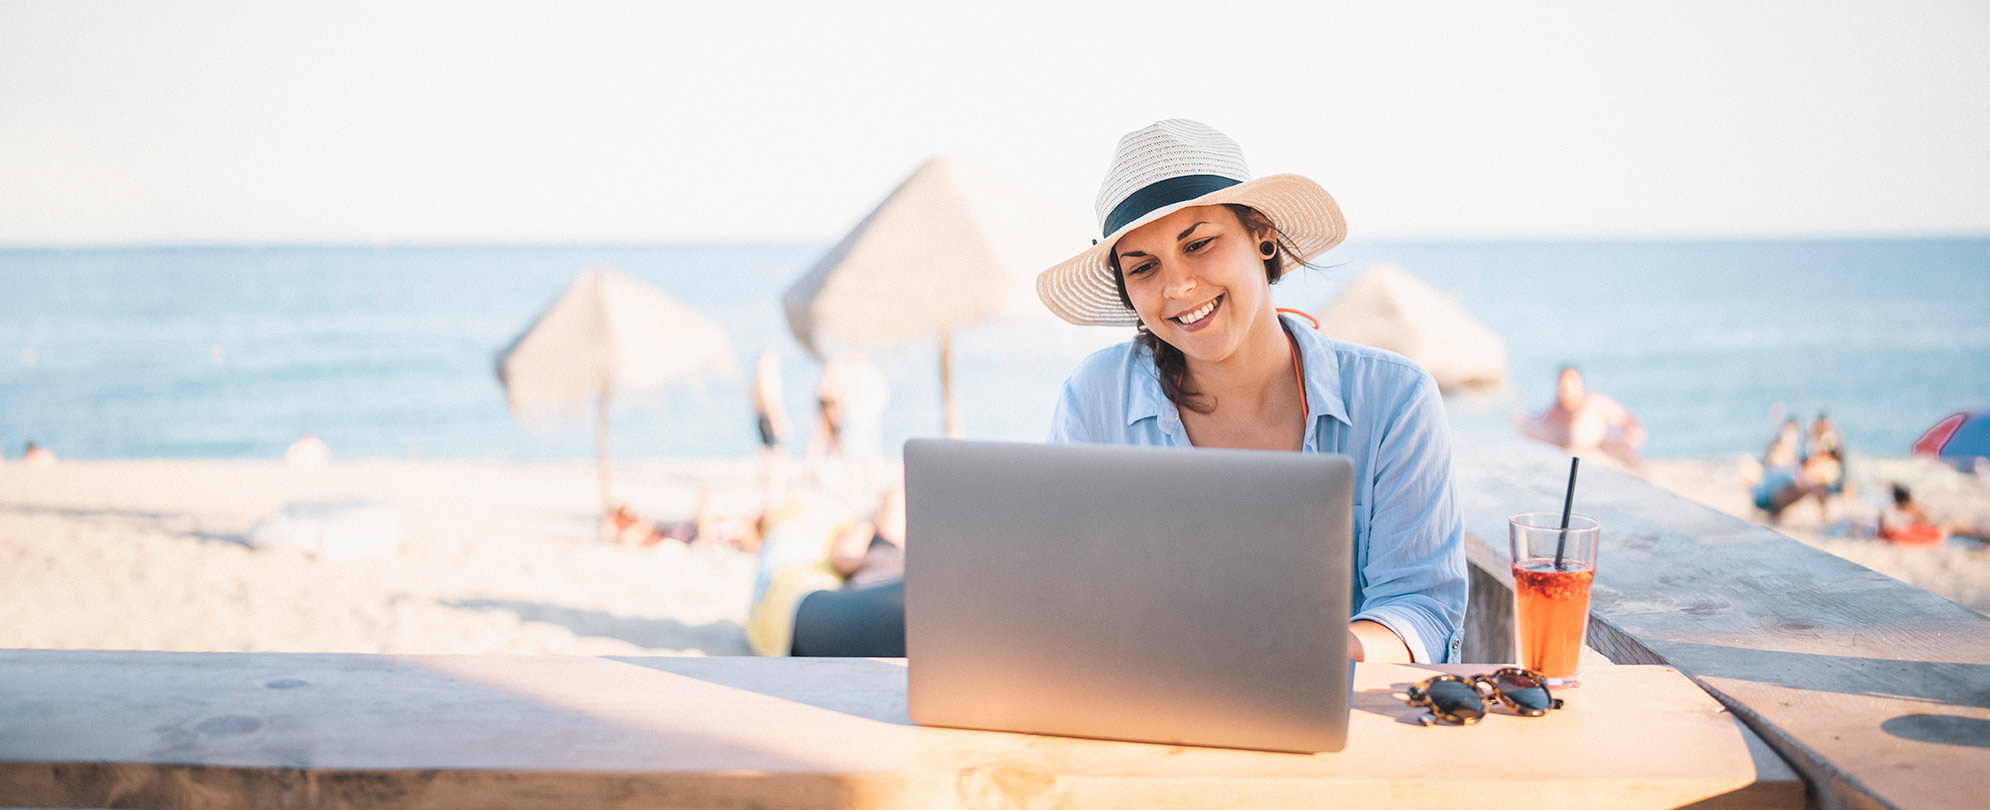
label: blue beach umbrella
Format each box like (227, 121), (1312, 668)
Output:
(1911, 409), (1990, 468)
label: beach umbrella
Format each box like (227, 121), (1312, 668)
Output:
(1314, 263), (1509, 393)
(782, 156), (1089, 437)
(497, 268), (735, 515)
(1912, 409), (1990, 468)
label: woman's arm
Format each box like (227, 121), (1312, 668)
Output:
(1349, 619), (1413, 663)
(1350, 372), (1469, 664)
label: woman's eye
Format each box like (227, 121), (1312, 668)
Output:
(1128, 262), (1157, 277)
(1185, 237), (1214, 253)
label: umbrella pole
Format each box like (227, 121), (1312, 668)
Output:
(596, 386), (613, 519)
(941, 329), (960, 438)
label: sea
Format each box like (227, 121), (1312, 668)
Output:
(1, 238), (1986, 462)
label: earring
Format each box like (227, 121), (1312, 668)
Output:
(1259, 240), (1276, 258)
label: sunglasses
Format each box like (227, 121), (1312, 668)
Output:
(1403, 667), (1565, 726)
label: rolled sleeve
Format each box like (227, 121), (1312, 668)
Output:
(1349, 373), (1468, 663)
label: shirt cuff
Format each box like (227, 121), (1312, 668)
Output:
(1352, 607), (1433, 664)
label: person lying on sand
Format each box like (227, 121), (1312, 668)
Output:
(608, 495), (762, 553)
(1878, 483), (1946, 545)
(745, 485), (905, 658)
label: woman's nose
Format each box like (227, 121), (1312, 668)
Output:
(1162, 267), (1196, 298)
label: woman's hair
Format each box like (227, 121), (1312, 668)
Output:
(1109, 204), (1303, 415)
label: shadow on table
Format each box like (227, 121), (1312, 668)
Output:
(445, 598), (748, 655)
(610, 656), (916, 726)
(1881, 714), (1990, 749)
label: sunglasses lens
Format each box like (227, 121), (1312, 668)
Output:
(1427, 679), (1484, 722)
(1493, 670), (1555, 714)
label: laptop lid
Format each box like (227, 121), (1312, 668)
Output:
(904, 438), (1353, 753)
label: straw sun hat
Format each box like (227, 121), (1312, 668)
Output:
(1035, 119), (1346, 327)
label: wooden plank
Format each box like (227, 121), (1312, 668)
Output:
(0, 651), (1797, 810)
(1454, 439), (1990, 810)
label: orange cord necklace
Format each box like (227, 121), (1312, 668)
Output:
(1276, 308), (1314, 414)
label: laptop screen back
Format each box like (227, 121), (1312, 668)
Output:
(904, 439), (1354, 753)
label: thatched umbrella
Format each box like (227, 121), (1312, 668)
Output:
(782, 156), (1088, 437)
(1315, 263), (1509, 393)
(497, 268), (734, 515)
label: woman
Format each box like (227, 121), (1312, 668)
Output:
(1037, 119), (1467, 664)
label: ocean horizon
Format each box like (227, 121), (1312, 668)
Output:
(2, 236), (1986, 462)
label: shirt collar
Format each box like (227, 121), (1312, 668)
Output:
(1287, 312), (1352, 430)
(1122, 313), (1352, 442)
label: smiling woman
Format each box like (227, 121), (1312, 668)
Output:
(1038, 120), (1467, 665)
(1110, 203), (1299, 429)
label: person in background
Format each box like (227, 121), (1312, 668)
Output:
(1878, 483), (1945, 545)
(609, 494), (762, 552)
(1808, 412), (1843, 458)
(1744, 416), (1852, 523)
(1808, 412), (1851, 501)
(1515, 366), (1647, 473)
(751, 350), (793, 508)
(21, 442), (56, 466)
(745, 484), (906, 657)
(1745, 418), (1805, 511)
(835, 355), (889, 466)
(806, 359), (848, 470)
(1754, 447), (1843, 523)
(805, 355), (890, 497)
(285, 432), (330, 467)
(1764, 418), (1804, 472)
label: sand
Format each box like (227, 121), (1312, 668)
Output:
(1644, 454), (1990, 616)
(2, 453), (1983, 657)
(0, 458), (804, 657)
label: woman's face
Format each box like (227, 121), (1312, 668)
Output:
(1115, 204), (1273, 364)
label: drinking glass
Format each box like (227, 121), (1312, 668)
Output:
(1508, 512), (1600, 688)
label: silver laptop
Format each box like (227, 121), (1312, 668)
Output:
(904, 438), (1354, 753)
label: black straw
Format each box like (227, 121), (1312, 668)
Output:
(1554, 456), (1581, 570)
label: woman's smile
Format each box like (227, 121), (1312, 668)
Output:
(1169, 294), (1224, 331)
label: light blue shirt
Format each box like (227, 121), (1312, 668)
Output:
(1048, 313), (1468, 663)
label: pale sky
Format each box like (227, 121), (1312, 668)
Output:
(2, 0), (1987, 244)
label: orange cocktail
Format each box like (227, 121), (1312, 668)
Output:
(1509, 512), (1600, 688)
(1512, 561), (1593, 683)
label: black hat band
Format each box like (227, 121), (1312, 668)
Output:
(1101, 174), (1243, 238)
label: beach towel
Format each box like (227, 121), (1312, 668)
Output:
(247, 500), (403, 560)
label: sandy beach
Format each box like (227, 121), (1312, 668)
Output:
(1645, 454), (1990, 616)
(0, 458), (793, 657)
(2, 453), (1984, 658)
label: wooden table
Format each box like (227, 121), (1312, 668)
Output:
(0, 650), (1801, 809)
